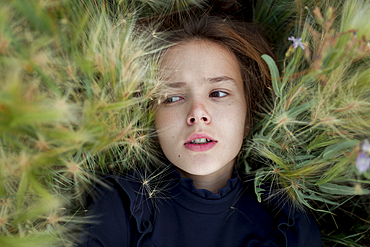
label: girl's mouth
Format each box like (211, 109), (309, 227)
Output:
(184, 136), (217, 152)
(189, 138), (213, 144)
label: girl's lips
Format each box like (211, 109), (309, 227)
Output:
(184, 133), (216, 144)
(184, 133), (217, 152)
(184, 141), (216, 152)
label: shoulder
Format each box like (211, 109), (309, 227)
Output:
(281, 205), (323, 247)
(241, 174), (322, 246)
(77, 172), (154, 246)
(260, 193), (323, 247)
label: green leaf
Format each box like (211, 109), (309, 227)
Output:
(286, 100), (316, 118)
(281, 58), (296, 92)
(316, 158), (350, 185)
(296, 191), (331, 213)
(322, 140), (358, 161)
(0, 234), (58, 247)
(254, 169), (267, 203)
(253, 132), (281, 149)
(301, 192), (340, 206)
(364, 170), (370, 180)
(255, 187), (265, 203)
(319, 183), (370, 195)
(17, 172), (29, 211)
(259, 148), (288, 170)
(12, 0), (55, 35)
(307, 134), (341, 152)
(262, 54), (282, 98)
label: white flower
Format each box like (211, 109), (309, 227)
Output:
(361, 139), (370, 153)
(288, 36), (306, 50)
(356, 152), (370, 173)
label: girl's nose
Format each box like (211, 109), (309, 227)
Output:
(186, 101), (211, 125)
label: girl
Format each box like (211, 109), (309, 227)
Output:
(78, 15), (322, 246)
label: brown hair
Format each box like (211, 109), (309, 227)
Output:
(155, 14), (274, 135)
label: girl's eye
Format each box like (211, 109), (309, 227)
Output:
(164, 96), (182, 104)
(209, 91), (228, 98)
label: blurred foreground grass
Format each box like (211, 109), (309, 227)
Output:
(1, 0), (370, 246)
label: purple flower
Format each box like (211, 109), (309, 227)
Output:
(288, 36), (306, 50)
(356, 152), (370, 173)
(361, 139), (370, 153)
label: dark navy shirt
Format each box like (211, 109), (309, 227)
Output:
(78, 168), (322, 246)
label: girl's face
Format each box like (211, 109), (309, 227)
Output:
(155, 40), (247, 177)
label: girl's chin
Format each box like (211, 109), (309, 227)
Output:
(174, 163), (225, 177)
(169, 154), (236, 177)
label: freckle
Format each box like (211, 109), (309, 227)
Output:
(172, 136), (174, 138)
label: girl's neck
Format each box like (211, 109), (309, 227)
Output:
(175, 163), (234, 194)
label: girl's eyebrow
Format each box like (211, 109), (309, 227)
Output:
(206, 76), (236, 84)
(165, 76), (236, 88)
(165, 82), (187, 88)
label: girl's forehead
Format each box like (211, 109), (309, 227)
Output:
(159, 40), (241, 82)
(161, 40), (236, 63)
